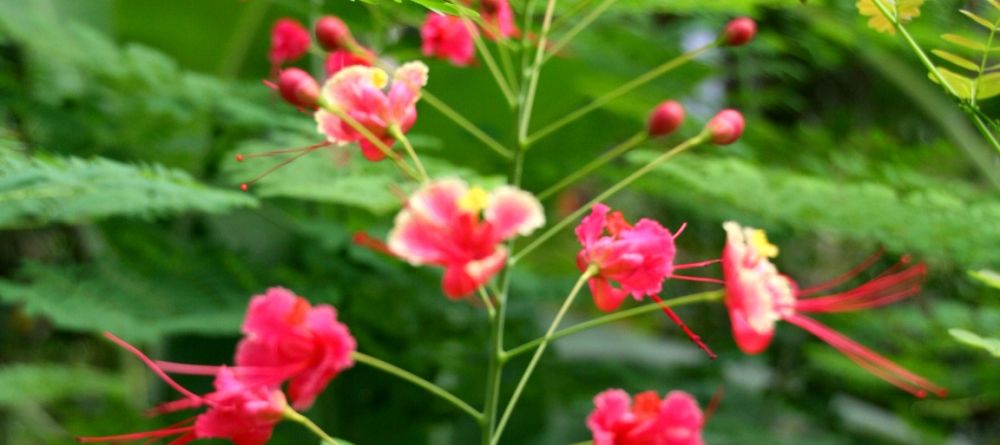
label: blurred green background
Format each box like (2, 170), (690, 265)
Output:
(1, 0), (999, 443)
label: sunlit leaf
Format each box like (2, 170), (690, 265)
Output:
(949, 328), (1000, 357)
(931, 49), (980, 72)
(929, 67), (973, 99)
(969, 269), (1000, 289)
(975, 72), (1000, 99)
(959, 9), (996, 30)
(941, 33), (987, 51)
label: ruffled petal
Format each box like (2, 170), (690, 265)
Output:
(484, 185), (545, 239)
(576, 204), (609, 250)
(407, 178), (467, 227)
(589, 276), (628, 312)
(387, 210), (453, 265)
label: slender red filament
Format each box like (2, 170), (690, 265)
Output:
(797, 248), (884, 297)
(795, 263), (926, 313)
(103, 332), (200, 401)
(673, 259), (721, 270)
(650, 294), (716, 360)
(154, 361), (220, 375)
(785, 314), (946, 398)
(239, 141), (332, 190)
(701, 384), (726, 424)
(353, 231), (396, 257)
(669, 274), (724, 284)
(672, 222), (688, 239)
(77, 425), (195, 443)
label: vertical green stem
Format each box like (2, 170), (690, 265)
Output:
(537, 131), (646, 200)
(283, 406), (339, 445)
(481, 295), (503, 444)
(517, 0), (561, 145)
(491, 266), (598, 445)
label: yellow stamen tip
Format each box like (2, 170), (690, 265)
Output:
(751, 229), (779, 258)
(458, 187), (489, 213)
(371, 69), (388, 89)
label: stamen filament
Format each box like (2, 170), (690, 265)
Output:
(236, 141), (332, 161)
(672, 222), (688, 239)
(77, 425), (196, 443)
(669, 274), (724, 284)
(797, 249), (884, 297)
(103, 332), (200, 401)
(537, 131), (646, 200)
(674, 259), (721, 270)
(649, 294), (716, 359)
(795, 264), (926, 313)
(240, 144), (325, 190)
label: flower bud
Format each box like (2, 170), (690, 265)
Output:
(316, 16), (352, 51)
(721, 17), (756, 46)
(646, 100), (685, 137)
(269, 19), (311, 64)
(278, 68), (320, 109)
(707, 109), (745, 145)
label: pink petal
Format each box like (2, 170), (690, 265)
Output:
(387, 210), (453, 265)
(484, 185), (545, 239)
(576, 204), (610, 249)
(589, 276), (628, 312)
(443, 264), (478, 299)
(463, 247), (507, 286)
(407, 178), (467, 227)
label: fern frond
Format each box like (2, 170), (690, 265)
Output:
(0, 146), (257, 229)
(931, 8), (1000, 101)
(0, 364), (127, 409)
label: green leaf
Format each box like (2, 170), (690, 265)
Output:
(929, 67), (974, 99)
(949, 328), (1000, 357)
(0, 144), (257, 229)
(931, 49), (981, 72)
(959, 9), (996, 31)
(0, 364), (127, 409)
(941, 33), (987, 51)
(969, 269), (1000, 289)
(975, 72), (1000, 99)
(991, 0), (1000, 11)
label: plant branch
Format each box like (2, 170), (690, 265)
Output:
(517, 0), (562, 145)
(353, 351), (483, 421)
(283, 406), (339, 445)
(422, 92), (514, 159)
(543, 0), (618, 63)
(537, 131), (646, 200)
(389, 126), (429, 183)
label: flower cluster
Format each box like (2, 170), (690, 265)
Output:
(78, 288), (356, 444)
(420, 0), (519, 66)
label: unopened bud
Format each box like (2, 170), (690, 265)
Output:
(316, 16), (352, 51)
(707, 109), (745, 145)
(278, 68), (320, 109)
(722, 17), (756, 46)
(647, 100), (685, 137)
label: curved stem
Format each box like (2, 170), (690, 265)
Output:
(543, 0), (618, 63)
(390, 126), (429, 183)
(503, 290), (723, 360)
(526, 43), (716, 146)
(511, 131), (710, 264)
(537, 131), (646, 200)
(422, 92), (514, 159)
(352, 351), (483, 422)
(491, 266), (597, 445)
(456, 11), (517, 106)
(479, 286), (497, 318)
(283, 406), (339, 445)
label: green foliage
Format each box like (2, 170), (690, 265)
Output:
(930, 4), (1000, 101)
(0, 143), (257, 229)
(949, 329), (1000, 357)
(0, 364), (126, 409)
(969, 269), (1000, 289)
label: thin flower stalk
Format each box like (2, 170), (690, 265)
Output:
(422, 91), (514, 159)
(283, 407), (340, 445)
(543, 0), (618, 63)
(537, 131), (646, 200)
(353, 351), (483, 421)
(389, 126), (430, 183)
(451, 5), (518, 106)
(517, 0), (562, 146)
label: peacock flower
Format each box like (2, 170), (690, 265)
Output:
(387, 178), (544, 298)
(269, 18), (310, 66)
(856, 0), (923, 34)
(235, 287), (357, 410)
(480, 0), (519, 39)
(421, 13), (477, 67)
(314, 62), (429, 162)
(78, 334), (286, 445)
(325, 49), (374, 78)
(587, 389), (705, 445)
(721, 221), (947, 397)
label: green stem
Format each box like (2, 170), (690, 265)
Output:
(517, 0), (561, 145)
(422, 92), (514, 159)
(525, 43), (716, 146)
(543, 0), (618, 63)
(498, 37), (520, 92)
(537, 131), (646, 200)
(479, 286), (497, 318)
(457, 11), (518, 106)
(283, 406), (339, 445)
(503, 290), (723, 360)
(318, 99), (421, 181)
(491, 266), (598, 445)
(390, 126), (429, 183)
(550, 0), (595, 34)
(481, 293), (504, 443)
(352, 351), (483, 421)
(511, 131), (710, 264)
(567, 441), (594, 445)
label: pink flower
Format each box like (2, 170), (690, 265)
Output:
(480, 0), (519, 39)
(388, 178), (545, 298)
(78, 334), (286, 445)
(269, 18), (310, 65)
(575, 204), (678, 312)
(421, 13), (477, 67)
(235, 287), (357, 410)
(721, 221), (947, 397)
(314, 62), (429, 161)
(325, 48), (375, 78)
(587, 389), (705, 445)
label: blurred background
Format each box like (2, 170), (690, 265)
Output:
(1, 0), (999, 443)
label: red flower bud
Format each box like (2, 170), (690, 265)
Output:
(707, 109), (745, 145)
(269, 19), (311, 64)
(278, 68), (320, 109)
(316, 16), (352, 51)
(722, 17), (756, 46)
(647, 100), (685, 137)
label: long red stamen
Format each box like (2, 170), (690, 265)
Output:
(353, 231), (396, 257)
(669, 274), (724, 284)
(238, 142), (332, 191)
(795, 263), (926, 313)
(797, 249), (884, 296)
(672, 222), (688, 239)
(166, 432), (197, 445)
(103, 332), (200, 401)
(236, 141), (332, 161)
(673, 259), (721, 270)
(154, 361), (221, 375)
(149, 398), (203, 416)
(650, 294), (716, 359)
(702, 384), (725, 424)
(77, 425), (195, 443)
(784, 314), (946, 398)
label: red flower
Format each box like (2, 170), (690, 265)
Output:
(314, 62), (429, 161)
(587, 389), (704, 445)
(421, 13), (477, 67)
(480, 0), (519, 39)
(388, 178), (545, 298)
(78, 334), (286, 445)
(269, 18), (310, 65)
(721, 221), (947, 397)
(324, 48), (374, 78)
(235, 287), (357, 410)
